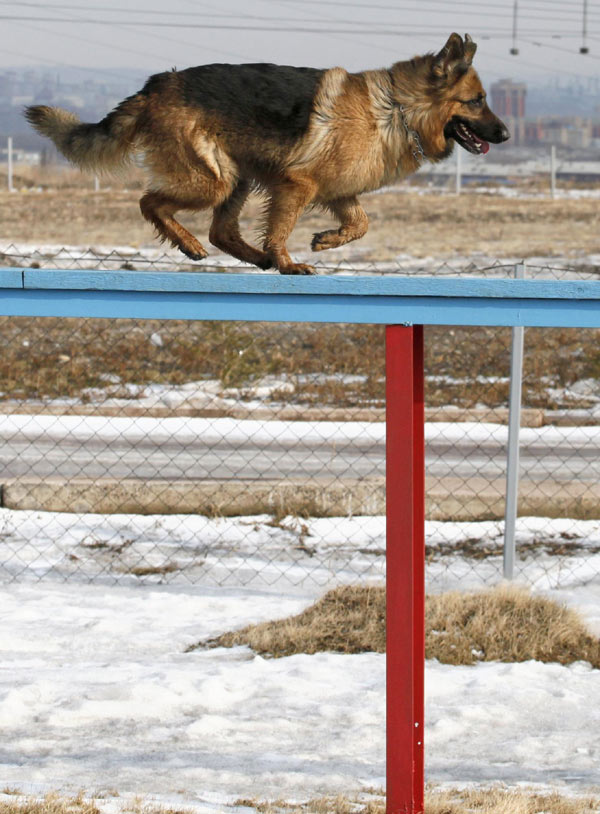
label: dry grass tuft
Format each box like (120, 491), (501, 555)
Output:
(426, 584), (600, 667)
(194, 585), (600, 668)
(127, 562), (180, 577)
(196, 585), (386, 657)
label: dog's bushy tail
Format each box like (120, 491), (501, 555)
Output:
(24, 93), (147, 172)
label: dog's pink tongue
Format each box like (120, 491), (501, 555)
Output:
(471, 130), (490, 155)
(472, 132), (490, 154)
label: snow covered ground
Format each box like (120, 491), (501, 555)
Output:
(4, 507), (600, 590)
(2, 508), (600, 811)
(2, 392), (600, 809)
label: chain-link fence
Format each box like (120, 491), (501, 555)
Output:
(1, 245), (600, 591)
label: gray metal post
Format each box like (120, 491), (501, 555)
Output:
(455, 146), (462, 196)
(7, 136), (14, 192)
(550, 145), (556, 199)
(503, 262), (526, 579)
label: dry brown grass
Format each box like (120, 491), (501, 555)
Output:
(1, 314), (600, 411)
(0, 793), (100, 814)
(234, 792), (384, 813)
(236, 788), (600, 813)
(192, 585), (600, 668)
(196, 585), (386, 657)
(3, 182), (600, 259)
(1, 789), (598, 814)
(2, 164), (146, 192)
(0, 316), (385, 406)
(426, 585), (600, 667)
(0, 793), (191, 814)
(425, 788), (600, 814)
(127, 562), (180, 577)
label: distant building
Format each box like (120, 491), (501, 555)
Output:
(490, 79), (527, 145)
(489, 79), (600, 149)
(531, 116), (594, 149)
(490, 79), (527, 119)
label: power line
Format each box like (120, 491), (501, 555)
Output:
(2, 0), (597, 81)
(4, 5), (255, 67)
(6, 18), (182, 69)
(254, 0), (410, 58)
(0, 15), (595, 36)
(0, 0), (587, 24)
(0, 1), (389, 26)
(522, 35), (600, 61)
(481, 44), (599, 80)
(270, 0), (598, 10)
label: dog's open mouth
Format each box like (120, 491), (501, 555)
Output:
(447, 118), (490, 155)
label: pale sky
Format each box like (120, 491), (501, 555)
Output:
(1, 0), (599, 88)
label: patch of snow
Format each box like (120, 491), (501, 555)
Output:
(1, 565), (600, 808)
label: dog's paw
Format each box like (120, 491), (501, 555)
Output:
(180, 249), (208, 260)
(279, 263), (316, 275)
(312, 230), (334, 252)
(311, 230), (343, 252)
(179, 243), (208, 262)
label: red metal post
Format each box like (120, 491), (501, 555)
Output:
(385, 325), (425, 814)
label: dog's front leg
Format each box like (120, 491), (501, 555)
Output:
(312, 196), (369, 252)
(263, 179), (318, 275)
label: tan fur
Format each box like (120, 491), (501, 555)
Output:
(25, 95), (146, 172)
(25, 34), (507, 274)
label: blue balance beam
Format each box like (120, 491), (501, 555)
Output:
(1, 268), (600, 327)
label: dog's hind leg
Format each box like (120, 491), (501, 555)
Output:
(140, 191), (210, 261)
(263, 178), (318, 275)
(311, 196), (369, 252)
(209, 180), (272, 270)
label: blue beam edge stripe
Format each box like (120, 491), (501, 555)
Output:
(2, 287), (600, 328)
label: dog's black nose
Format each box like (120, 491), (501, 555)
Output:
(497, 123), (510, 142)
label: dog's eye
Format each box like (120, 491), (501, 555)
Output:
(467, 97), (483, 108)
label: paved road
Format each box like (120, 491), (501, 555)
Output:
(2, 433), (599, 483)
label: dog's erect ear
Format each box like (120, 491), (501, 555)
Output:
(433, 32), (477, 81)
(463, 33), (477, 64)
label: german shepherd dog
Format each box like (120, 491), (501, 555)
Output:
(25, 33), (508, 275)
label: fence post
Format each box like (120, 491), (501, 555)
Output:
(7, 136), (14, 192)
(503, 262), (526, 579)
(386, 324), (425, 814)
(550, 145), (557, 199)
(455, 146), (462, 195)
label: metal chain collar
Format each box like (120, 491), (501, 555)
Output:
(398, 104), (426, 162)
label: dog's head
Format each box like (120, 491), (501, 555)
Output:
(423, 33), (510, 159)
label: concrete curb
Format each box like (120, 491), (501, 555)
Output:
(4, 477), (600, 520)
